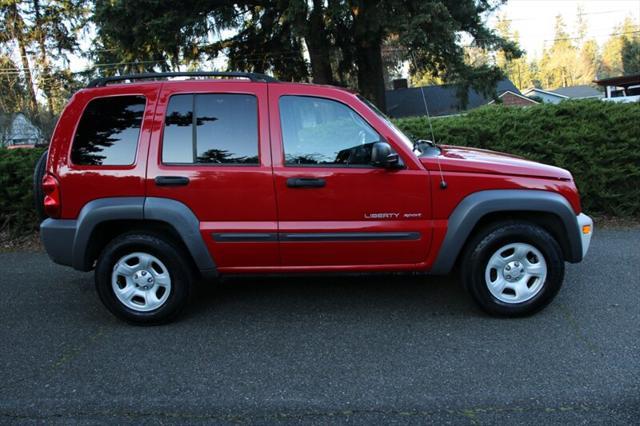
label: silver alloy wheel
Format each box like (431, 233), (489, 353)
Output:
(484, 242), (547, 304)
(111, 252), (171, 312)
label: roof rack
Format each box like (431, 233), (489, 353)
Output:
(86, 71), (278, 88)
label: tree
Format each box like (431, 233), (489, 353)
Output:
(494, 14), (533, 90)
(0, 1), (38, 112)
(536, 14), (598, 88)
(30, 0), (87, 115)
(332, 0), (520, 111)
(0, 0), (86, 115)
(0, 55), (28, 113)
(92, 0), (519, 112)
(601, 17), (640, 77)
(622, 36), (640, 74)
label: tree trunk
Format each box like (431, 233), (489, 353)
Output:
(17, 41), (38, 113)
(355, 41), (386, 112)
(33, 0), (55, 115)
(9, 2), (38, 112)
(351, 1), (387, 112)
(305, 0), (334, 85)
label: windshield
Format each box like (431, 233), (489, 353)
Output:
(357, 95), (416, 154)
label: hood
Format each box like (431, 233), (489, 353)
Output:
(419, 145), (572, 181)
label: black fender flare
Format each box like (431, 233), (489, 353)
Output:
(429, 189), (582, 275)
(69, 197), (216, 278)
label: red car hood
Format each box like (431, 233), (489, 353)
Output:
(419, 145), (572, 181)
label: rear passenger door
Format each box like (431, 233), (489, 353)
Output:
(146, 82), (278, 270)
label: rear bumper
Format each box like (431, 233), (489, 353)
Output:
(40, 218), (77, 267)
(576, 213), (593, 258)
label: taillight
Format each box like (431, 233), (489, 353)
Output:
(42, 174), (61, 218)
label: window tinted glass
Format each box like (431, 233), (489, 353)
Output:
(163, 95), (194, 163)
(162, 93), (259, 165)
(279, 96), (380, 166)
(71, 96), (145, 165)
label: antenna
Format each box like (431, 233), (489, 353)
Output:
(419, 86), (447, 190)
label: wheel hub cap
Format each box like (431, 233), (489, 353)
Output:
(111, 252), (171, 312)
(132, 270), (155, 290)
(484, 242), (548, 304)
(503, 261), (525, 282)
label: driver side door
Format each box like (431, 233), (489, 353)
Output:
(269, 88), (432, 268)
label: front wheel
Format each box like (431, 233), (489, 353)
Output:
(461, 222), (565, 317)
(95, 233), (194, 324)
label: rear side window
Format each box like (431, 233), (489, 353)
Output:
(162, 94), (259, 165)
(71, 96), (146, 166)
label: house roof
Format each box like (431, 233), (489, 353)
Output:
(594, 73), (640, 88)
(551, 85), (602, 98)
(385, 79), (521, 118)
(488, 90), (539, 105)
(522, 87), (568, 99)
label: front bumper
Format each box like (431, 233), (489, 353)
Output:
(576, 213), (593, 258)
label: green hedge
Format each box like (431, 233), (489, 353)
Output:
(0, 148), (46, 234)
(395, 100), (640, 217)
(0, 100), (638, 237)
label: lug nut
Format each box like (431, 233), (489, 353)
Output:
(506, 266), (511, 271)
(506, 275), (512, 279)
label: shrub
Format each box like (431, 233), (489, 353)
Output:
(0, 148), (46, 234)
(0, 100), (638, 237)
(394, 100), (640, 217)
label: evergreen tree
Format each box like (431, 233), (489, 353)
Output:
(0, 1), (38, 112)
(622, 36), (640, 74)
(601, 17), (640, 77)
(494, 14), (533, 90)
(91, 0), (520, 112)
(0, 55), (28, 113)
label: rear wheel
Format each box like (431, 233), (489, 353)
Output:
(95, 233), (194, 324)
(461, 222), (565, 317)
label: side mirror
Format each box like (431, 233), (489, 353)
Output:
(371, 141), (403, 169)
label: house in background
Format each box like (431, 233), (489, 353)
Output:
(0, 113), (44, 148)
(488, 90), (539, 107)
(522, 85), (603, 104)
(385, 78), (533, 118)
(594, 74), (640, 103)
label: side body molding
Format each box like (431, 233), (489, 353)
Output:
(429, 189), (582, 275)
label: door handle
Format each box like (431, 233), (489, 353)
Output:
(155, 176), (190, 186)
(286, 177), (326, 188)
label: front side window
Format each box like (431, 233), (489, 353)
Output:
(279, 96), (381, 166)
(71, 96), (146, 166)
(162, 93), (259, 165)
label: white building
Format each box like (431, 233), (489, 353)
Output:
(594, 74), (640, 103)
(0, 113), (43, 148)
(522, 85), (603, 104)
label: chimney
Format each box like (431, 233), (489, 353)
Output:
(392, 78), (408, 90)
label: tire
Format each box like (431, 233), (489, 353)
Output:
(95, 233), (194, 325)
(33, 149), (49, 223)
(460, 221), (565, 317)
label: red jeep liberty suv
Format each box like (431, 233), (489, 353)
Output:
(36, 72), (593, 324)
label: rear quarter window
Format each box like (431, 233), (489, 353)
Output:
(71, 95), (146, 166)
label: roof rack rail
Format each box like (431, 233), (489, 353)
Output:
(86, 71), (278, 88)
